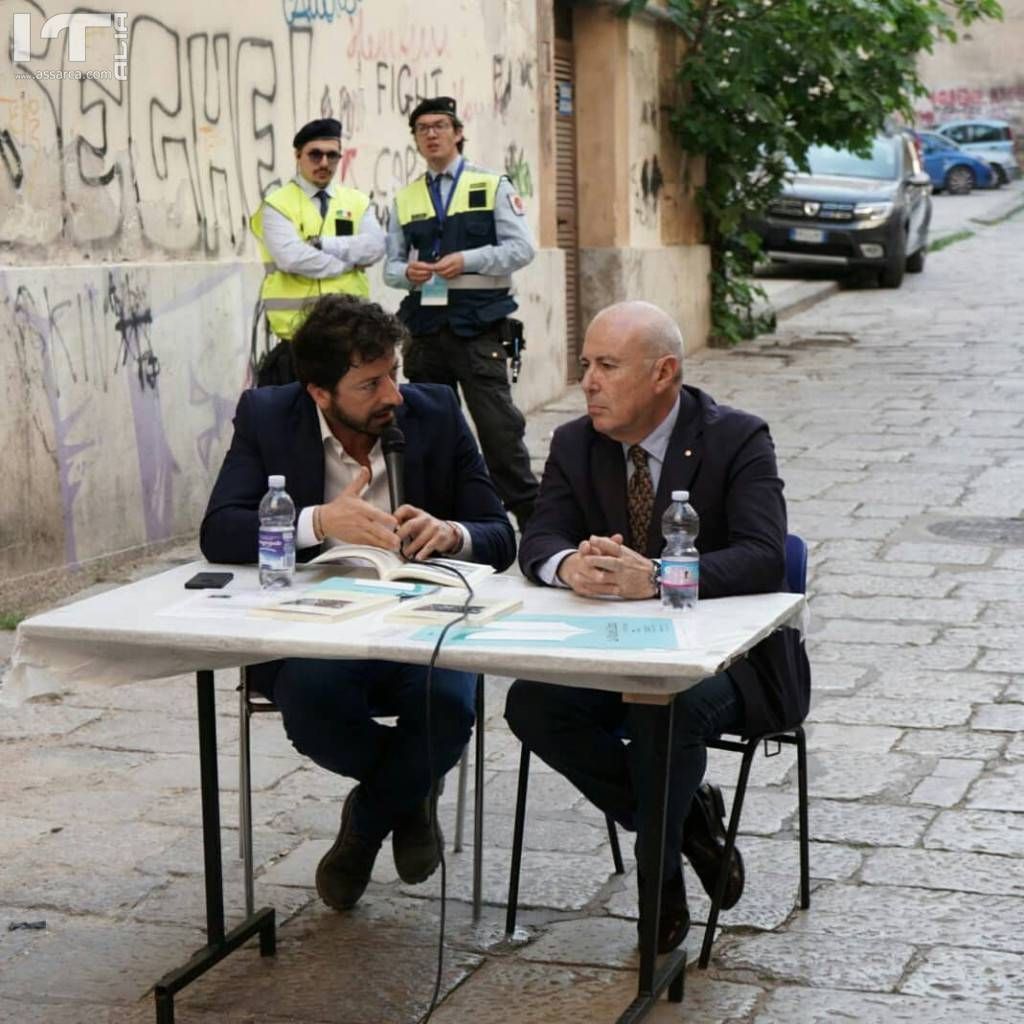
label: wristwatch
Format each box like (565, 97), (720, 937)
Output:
(648, 559), (661, 598)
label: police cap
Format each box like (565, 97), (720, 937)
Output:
(292, 118), (342, 150)
(408, 97), (458, 128)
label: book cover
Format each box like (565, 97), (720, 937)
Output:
(385, 595), (522, 626)
(250, 589), (396, 623)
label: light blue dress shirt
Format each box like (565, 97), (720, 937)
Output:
(261, 174), (385, 279)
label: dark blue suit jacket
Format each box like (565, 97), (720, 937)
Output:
(200, 381), (515, 573)
(520, 385), (810, 736)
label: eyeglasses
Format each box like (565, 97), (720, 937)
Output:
(414, 121), (453, 137)
(306, 149), (341, 164)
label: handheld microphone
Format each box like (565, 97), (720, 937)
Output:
(381, 425), (406, 512)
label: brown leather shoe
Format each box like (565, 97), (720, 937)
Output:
(316, 787), (381, 910)
(391, 780), (443, 885)
(682, 783), (745, 910)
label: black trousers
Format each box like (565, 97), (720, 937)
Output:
(402, 322), (538, 529)
(504, 671), (744, 881)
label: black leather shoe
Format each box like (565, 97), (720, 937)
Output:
(682, 783), (745, 910)
(637, 876), (691, 955)
(392, 780), (443, 884)
(316, 787), (381, 910)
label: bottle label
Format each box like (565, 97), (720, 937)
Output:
(259, 526), (295, 569)
(660, 557), (699, 592)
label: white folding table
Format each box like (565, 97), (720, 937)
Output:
(9, 561), (804, 1024)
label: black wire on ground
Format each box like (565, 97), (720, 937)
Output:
(413, 563), (475, 1024)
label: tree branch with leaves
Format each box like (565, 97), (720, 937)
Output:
(624, 0), (1002, 345)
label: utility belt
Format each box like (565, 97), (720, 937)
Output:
(414, 316), (527, 382)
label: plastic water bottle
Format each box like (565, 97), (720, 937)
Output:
(660, 490), (700, 610)
(258, 474), (296, 589)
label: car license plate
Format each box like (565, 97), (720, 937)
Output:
(790, 227), (825, 244)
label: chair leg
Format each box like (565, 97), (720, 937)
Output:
(699, 740), (757, 969)
(453, 746), (469, 853)
(239, 669), (256, 918)
(795, 726), (810, 909)
(606, 815), (625, 875)
(505, 744), (531, 937)
(472, 675), (485, 921)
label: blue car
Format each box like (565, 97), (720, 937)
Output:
(915, 131), (995, 194)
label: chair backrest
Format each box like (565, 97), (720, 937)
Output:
(784, 534), (808, 595)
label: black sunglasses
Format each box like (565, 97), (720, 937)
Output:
(306, 149), (341, 164)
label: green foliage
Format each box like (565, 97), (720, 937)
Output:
(928, 229), (975, 251)
(0, 612), (24, 630)
(623, 0), (1002, 344)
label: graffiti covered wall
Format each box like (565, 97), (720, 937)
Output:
(914, 0), (1024, 143)
(0, 0), (565, 580)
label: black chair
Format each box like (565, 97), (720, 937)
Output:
(238, 671), (486, 919)
(505, 534), (811, 970)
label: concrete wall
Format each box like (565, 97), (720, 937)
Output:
(914, 0), (1024, 142)
(0, 0), (565, 580)
(1, 0), (709, 585)
(573, 6), (710, 355)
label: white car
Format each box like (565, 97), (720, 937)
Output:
(936, 119), (1021, 186)
(969, 147), (1021, 186)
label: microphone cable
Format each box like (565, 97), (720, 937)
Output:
(385, 438), (476, 1019)
(395, 553), (475, 1024)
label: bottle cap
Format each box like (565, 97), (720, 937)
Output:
(671, 490), (689, 501)
(268, 474), (286, 489)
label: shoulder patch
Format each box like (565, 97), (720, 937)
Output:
(508, 193), (527, 217)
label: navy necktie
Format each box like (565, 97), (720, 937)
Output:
(314, 190), (329, 219)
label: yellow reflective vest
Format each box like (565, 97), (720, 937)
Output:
(395, 166), (515, 336)
(251, 180), (371, 340)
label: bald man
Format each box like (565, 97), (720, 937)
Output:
(505, 301), (810, 954)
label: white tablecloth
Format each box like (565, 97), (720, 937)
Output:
(5, 561), (806, 704)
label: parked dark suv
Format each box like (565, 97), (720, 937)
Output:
(750, 133), (933, 288)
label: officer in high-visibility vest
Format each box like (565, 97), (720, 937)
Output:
(251, 118), (385, 386)
(384, 97), (538, 530)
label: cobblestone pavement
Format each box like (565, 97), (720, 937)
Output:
(2, 201), (1023, 1023)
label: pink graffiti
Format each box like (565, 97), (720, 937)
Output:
(925, 83), (1024, 117)
(346, 10), (448, 62)
(339, 146), (359, 183)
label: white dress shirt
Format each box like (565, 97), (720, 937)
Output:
(537, 395), (682, 586)
(262, 174), (385, 279)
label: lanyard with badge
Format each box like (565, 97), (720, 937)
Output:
(420, 159), (464, 306)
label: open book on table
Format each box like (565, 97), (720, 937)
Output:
(304, 544), (494, 588)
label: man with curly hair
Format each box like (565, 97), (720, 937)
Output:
(202, 294), (515, 909)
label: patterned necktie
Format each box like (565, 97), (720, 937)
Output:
(627, 444), (654, 550)
(314, 190), (329, 219)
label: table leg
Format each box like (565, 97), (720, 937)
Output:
(472, 676), (485, 921)
(151, 670), (277, 1023)
(616, 697), (687, 1022)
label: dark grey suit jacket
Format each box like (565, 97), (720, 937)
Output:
(519, 385), (810, 736)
